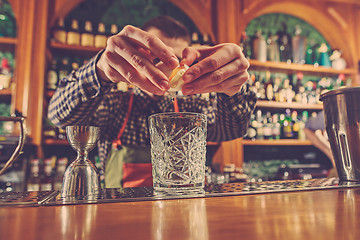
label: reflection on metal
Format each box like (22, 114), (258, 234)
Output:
(0, 117), (26, 176)
(1, 178), (360, 207)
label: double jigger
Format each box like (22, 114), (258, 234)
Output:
(61, 126), (102, 200)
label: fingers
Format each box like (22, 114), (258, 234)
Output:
(181, 43), (250, 96)
(120, 25), (179, 68)
(183, 43), (249, 83)
(109, 35), (170, 91)
(99, 47), (166, 95)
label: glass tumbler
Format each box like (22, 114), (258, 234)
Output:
(148, 112), (207, 192)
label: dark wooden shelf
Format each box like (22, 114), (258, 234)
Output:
(0, 89), (12, 96)
(241, 139), (313, 146)
(256, 100), (323, 110)
(0, 37), (17, 45)
(249, 59), (357, 77)
(44, 139), (69, 145)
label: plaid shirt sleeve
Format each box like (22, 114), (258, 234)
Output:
(47, 51), (116, 128)
(205, 81), (257, 142)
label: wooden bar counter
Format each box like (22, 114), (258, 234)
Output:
(1, 186), (360, 240)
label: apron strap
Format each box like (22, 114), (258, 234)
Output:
(112, 91), (134, 149)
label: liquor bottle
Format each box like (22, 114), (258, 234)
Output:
(283, 109), (293, 139)
(53, 157), (68, 191)
(271, 114), (281, 140)
(273, 76), (282, 102)
(94, 22), (107, 48)
(46, 59), (58, 90)
(202, 33), (213, 46)
(255, 109), (264, 140)
(318, 43), (331, 67)
(252, 30), (267, 62)
(264, 71), (274, 101)
(266, 32), (280, 62)
(277, 23), (292, 63)
(67, 19), (80, 45)
(81, 21), (94, 47)
(58, 57), (71, 80)
(294, 72), (303, 102)
(298, 111), (308, 141)
(245, 114), (257, 140)
(27, 159), (41, 191)
(292, 25), (307, 64)
(191, 32), (201, 47)
(110, 24), (119, 36)
(291, 111), (299, 139)
(41, 158), (53, 191)
(263, 112), (273, 140)
(52, 18), (67, 44)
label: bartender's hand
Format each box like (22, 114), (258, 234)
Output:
(96, 25), (179, 95)
(180, 43), (250, 97)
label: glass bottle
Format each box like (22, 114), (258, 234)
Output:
(67, 19), (80, 45)
(252, 30), (267, 62)
(277, 23), (292, 63)
(292, 25), (307, 64)
(191, 32), (201, 47)
(27, 159), (41, 191)
(41, 158), (53, 191)
(94, 22), (107, 48)
(81, 21), (94, 47)
(52, 18), (67, 44)
(266, 32), (280, 62)
(46, 59), (58, 90)
(53, 158), (68, 191)
(283, 109), (294, 139)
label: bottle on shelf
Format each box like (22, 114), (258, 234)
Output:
(255, 109), (264, 140)
(27, 159), (41, 191)
(291, 111), (300, 139)
(264, 71), (274, 101)
(58, 57), (71, 80)
(292, 25), (307, 64)
(318, 43), (331, 67)
(266, 32), (280, 62)
(298, 111), (308, 141)
(53, 157), (68, 191)
(271, 114), (281, 140)
(252, 30), (267, 62)
(283, 109), (294, 139)
(245, 114), (257, 140)
(190, 32), (201, 47)
(94, 22), (107, 48)
(41, 158), (53, 191)
(46, 59), (58, 90)
(67, 19), (80, 45)
(110, 24), (119, 37)
(81, 21), (94, 47)
(202, 33), (213, 46)
(263, 112), (273, 140)
(52, 18), (67, 44)
(277, 23), (292, 63)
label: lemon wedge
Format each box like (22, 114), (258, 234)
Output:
(168, 64), (189, 92)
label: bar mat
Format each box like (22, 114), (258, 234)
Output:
(1, 178), (360, 207)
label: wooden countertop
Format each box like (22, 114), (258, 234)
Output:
(1, 188), (360, 240)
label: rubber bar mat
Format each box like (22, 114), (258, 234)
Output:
(1, 178), (360, 207)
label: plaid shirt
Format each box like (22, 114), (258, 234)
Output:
(48, 52), (257, 176)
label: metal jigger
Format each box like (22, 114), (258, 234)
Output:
(61, 126), (102, 200)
